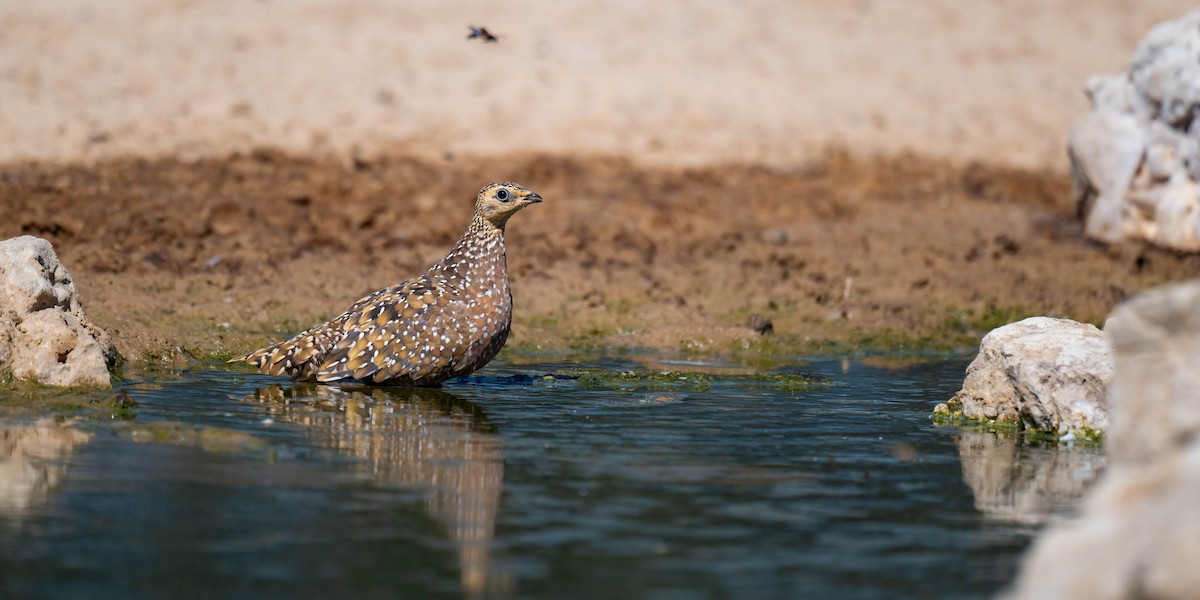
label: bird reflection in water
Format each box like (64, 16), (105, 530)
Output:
(243, 383), (509, 598)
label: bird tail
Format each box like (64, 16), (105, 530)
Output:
(227, 343), (281, 372)
(229, 330), (333, 380)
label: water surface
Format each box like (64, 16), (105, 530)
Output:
(0, 358), (1104, 599)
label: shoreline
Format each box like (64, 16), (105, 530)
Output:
(4, 149), (1195, 373)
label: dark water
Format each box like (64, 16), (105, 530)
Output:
(0, 358), (1105, 599)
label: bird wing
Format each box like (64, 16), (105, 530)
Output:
(230, 287), (390, 380)
(314, 275), (471, 384)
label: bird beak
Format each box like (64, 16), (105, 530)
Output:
(525, 192), (543, 203)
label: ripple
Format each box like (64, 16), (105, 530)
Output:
(0, 358), (1103, 598)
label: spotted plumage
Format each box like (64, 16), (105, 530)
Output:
(231, 182), (542, 386)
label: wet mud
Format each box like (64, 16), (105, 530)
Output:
(3, 150), (1198, 366)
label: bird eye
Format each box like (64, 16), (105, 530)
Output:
(496, 189), (510, 201)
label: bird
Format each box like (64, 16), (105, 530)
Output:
(230, 182), (542, 386)
(467, 25), (498, 43)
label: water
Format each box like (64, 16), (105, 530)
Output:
(0, 358), (1105, 599)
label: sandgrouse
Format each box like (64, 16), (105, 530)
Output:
(231, 182), (541, 386)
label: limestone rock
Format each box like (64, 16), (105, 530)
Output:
(1071, 9), (1200, 249)
(1006, 281), (1200, 599)
(1105, 281), (1200, 467)
(937, 317), (1111, 435)
(0, 236), (117, 387)
(1006, 443), (1200, 599)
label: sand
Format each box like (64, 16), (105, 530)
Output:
(2, 0), (1190, 169)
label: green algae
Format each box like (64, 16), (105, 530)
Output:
(194, 299), (1060, 374)
(573, 370), (715, 391)
(723, 372), (833, 391)
(931, 398), (1104, 445)
(182, 347), (241, 363)
(564, 369), (830, 392)
(0, 379), (133, 422)
(111, 420), (269, 453)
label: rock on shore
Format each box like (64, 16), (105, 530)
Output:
(936, 317), (1111, 437)
(1071, 9), (1200, 249)
(1006, 281), (1200, 599)
(0, 236), (117, 387)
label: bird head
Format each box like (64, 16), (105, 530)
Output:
(474, 182), (542, 227)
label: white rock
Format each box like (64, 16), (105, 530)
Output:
(1072, 9), (1200, 250)
(0, 236), (116, 387)
(1006, 281), (1200, 599)
(1006, 443), (1200, 599)
(1106, 281), (1200, 467)
(937, 317), (1111, 435)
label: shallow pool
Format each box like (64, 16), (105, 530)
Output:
(0, 357), (1104, 599)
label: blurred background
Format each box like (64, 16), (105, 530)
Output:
(1, 0), (1187, 169)
(1, 0), (1197, 359)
